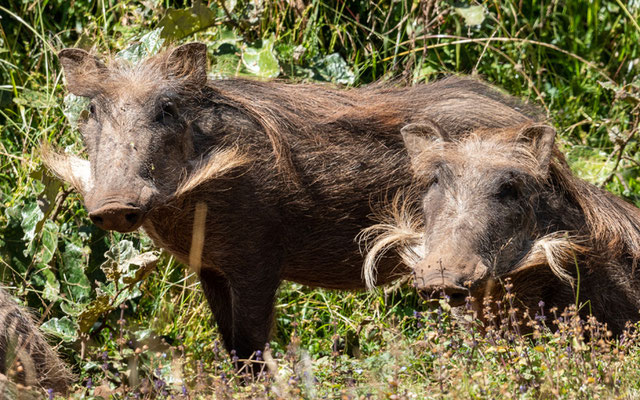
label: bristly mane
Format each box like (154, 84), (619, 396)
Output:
(98, 47), (541, 186)
(552, 159), (640, 264)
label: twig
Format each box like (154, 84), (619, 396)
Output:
(217, 0), (243, 32)
(49, 188), (72, 222)
(600, 127), (638, 187)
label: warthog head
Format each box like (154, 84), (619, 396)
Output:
(45, 43), (211, 232)
(401, 121), (557, 306)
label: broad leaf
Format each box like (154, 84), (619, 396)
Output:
(116, 29), (165, 63)
(158, 0), (218, 41)
(242, 36), (280, 78)
(40, 317), (78, 343)
(60, 242), (91, 302)
(20, 202), (43, 243)
(40, 220), (59, 264)
(312, 53), (355, 85)
(455, 5), (485, 26)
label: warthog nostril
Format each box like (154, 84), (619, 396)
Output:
(125, 212), (140, 224)
(447, 291), (467, 306)
(90, 215), (104, 225)
(417, 285), (468, 307)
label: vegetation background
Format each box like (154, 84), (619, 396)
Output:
(1, 0), (640, 398)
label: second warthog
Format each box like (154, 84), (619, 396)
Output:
(46, 42), (539, 359)
(0, 288), (73, 396)
(365, 121), (640, 334)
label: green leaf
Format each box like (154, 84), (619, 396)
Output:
(41, 267), (61, 302)
(210, 29), (242, 77)
(158, 0), (218, 41)
(242, 36), (280, 78)
(40, 317), (78, 343)
(116, 28), (165, 63)
(12, 88), (54, 109)
(40, 220), (59, 264)
(101, 240), (136, 282)
(31, 167), (62, 221)
(63, 93), (90, 129)
(60, 242), (91, 303)
(20, 202), (44, 243)
(455, 5), (485, 26)
(211, 52), (242, 77)
(312, 53), (355, 85)
(77, 294), (112, 333)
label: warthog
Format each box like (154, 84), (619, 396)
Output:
(365, 121), (640, 334)
(46, 42), (540, 359)
(0, 288), (73, 395)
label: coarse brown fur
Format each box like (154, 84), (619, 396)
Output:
(368, 122), (640, 334)
(46, 43), (541, 360)
(0, 288), (73, 395)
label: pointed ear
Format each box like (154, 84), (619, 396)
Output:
(58, 48), (108, 97)
(401, 121), (449, 168)
(517, 124), (556, 173)
(164, 42), (208, 85)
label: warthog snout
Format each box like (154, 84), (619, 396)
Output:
(89, 202), (145, 232)
(413, 256), (488, 307)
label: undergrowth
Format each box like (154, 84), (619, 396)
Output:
(1, 0), (639, 398)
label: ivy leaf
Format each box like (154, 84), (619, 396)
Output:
(40, 317), (78, 343)
(312, 53), (355, 85)
(21, 202), (43, 242)
(41, 267), (61, 302)
(116, 28), (165, 63)
(40, 220), (59, 264)
(60, 242), (91, 303)
(63, 93), (90, 130)
(158, 0), (218, 41)
(242, 36), (280, 78)
(100, 240), (136, 282)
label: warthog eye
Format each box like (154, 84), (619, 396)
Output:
(88, 103), (96, 116)
(496, 181), (519, 201)
(428, 175), (439, 188)
(156, 101), (179, 123)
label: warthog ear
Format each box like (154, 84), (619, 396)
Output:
(401, 121), (449, 167)
(58, 48), (108, 97)
(517, 124), (557, 173)
(165, 42), (208, 86)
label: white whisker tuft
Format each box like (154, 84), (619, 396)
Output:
(175, 147), (251, 197)
(358, 191), (423, 290)
(511, 232), (588, 286)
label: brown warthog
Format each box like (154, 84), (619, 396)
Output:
(365, 121), (640, 334)
(0, 288), (73, 395)
(45, 42), (540, 360)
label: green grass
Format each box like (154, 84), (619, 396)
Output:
(1, 0), (640, 398)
